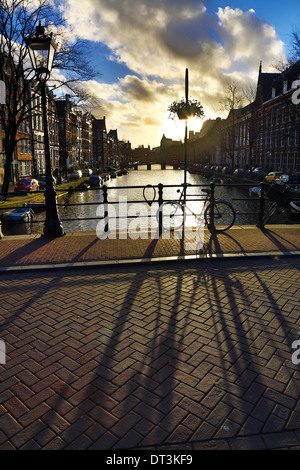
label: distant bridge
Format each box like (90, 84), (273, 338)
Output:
(131, 162), (181, 170)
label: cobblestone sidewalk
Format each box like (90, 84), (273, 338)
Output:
(0, 256), (300, 449)
(0, 225), (299, 270)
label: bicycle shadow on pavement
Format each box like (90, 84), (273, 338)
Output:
(259, 227), (300, 253)
(198, 230), (248, 258)
(1, 255), (300, 449)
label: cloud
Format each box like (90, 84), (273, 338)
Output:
(56, 0), (287, 147)
(217, 7), (286, 70)
(119, 76), (155, 102)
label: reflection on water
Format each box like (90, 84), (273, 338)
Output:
(1, 165), (270, 236)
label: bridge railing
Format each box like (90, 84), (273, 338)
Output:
(0, 182), (298, 235)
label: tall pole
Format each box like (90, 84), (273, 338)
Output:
(183, 68), (188, 205)
(40, 79), (64, 237)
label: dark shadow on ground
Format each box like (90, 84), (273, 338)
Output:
(0, 237), (53, 266)
(0, 256), (300, 449)
(260, 228), (300, 253)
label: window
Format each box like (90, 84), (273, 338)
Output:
(280, 129), (284, 147)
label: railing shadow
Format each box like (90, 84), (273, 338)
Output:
(0, 236), (53, 266)
(1, 255), (300, 449)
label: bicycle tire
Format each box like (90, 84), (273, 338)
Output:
(258, 201), (278, 228)
(289, 200), (300, 213)
(204, 200), (236, 232)
(157, 201), (185, 231)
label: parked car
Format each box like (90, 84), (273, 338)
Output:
(14, 178), (39, 193)
(105, 166), (116, 172)
(88, 175), (102, 187)
(265, 171), (284, 183)
(279, 174), (300, 184)
(252, 167), (265, 175)
(233, 168), (246, 177)
(39, 176), (57, 187)
(82, 168), (93, 177)
(222, 167), (232, 174)
(70, 170), (82, 180)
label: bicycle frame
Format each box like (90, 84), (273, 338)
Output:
(169, 182), (236, 231)
(257, 181), (300, 228)
(176, 183), (210, 223)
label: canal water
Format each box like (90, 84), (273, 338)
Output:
(1, 165), (268, 236)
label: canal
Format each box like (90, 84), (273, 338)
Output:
(1, 165), (280, 236)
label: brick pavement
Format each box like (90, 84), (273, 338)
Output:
(0, 225), (299, 270)
(0, 255), (300, 450)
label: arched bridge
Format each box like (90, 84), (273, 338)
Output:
(131, 162), (181, 170)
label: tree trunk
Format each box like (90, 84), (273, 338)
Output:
(1, 150), (13, 199)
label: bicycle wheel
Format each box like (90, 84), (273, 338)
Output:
(289, 200), (300, 213)
(257, 201), (278, 228)
(157, 202), (185, 231)
(204, 201), (236, 232)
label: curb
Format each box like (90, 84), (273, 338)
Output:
(1, 250), (300, 273)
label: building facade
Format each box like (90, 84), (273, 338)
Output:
(55, 95), (78, 174)
(92, 116), (108, 170)
(219, 62), (300, 173)
(254, 62), (300, 172)
(0, 58), (131, 186)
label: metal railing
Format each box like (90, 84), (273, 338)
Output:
(0, 181), (299, 235)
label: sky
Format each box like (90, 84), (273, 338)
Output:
(55, 0), (300, 149)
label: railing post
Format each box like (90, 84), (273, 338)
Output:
(102, 184), (109, 233)
(258, 183), (265, 227)
(158, 183), (163, 236)
(209, 181), (216, 231)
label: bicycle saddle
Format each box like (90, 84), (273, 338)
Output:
(201, 188), (211, 194)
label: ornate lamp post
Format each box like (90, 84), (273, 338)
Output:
(25, 23), (64, 237)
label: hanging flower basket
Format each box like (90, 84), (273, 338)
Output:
(168, 99), (204, 120)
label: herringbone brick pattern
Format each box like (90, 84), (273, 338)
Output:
(0, 226), (299, 268)
(0, 257), (300, 449)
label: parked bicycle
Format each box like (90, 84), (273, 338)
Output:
(257, 180), (300, 228)
(143, 182), (237, 233)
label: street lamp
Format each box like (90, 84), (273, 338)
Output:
(25, 22), (64, 237)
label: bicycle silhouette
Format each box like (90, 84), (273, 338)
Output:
(257, 180), (300, 228)
(143, 182), (237, 233)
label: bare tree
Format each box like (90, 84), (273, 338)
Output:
(289, 28), (300, 64)
(217, 80), (247, 168)
(272, 27), (300, 72)
(0, 0), (100, 197)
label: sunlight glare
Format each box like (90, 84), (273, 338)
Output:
(162, 115), (204, 142)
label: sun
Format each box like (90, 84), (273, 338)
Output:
(187, 116), (204, 133)
(162, 115), (204, 142)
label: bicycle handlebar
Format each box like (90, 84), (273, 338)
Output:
(274, 181), (300, 194)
